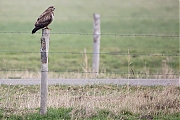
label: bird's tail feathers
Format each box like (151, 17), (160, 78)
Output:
(32, 27), (41, 34)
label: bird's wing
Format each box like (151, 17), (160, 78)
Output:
(35, 11), (53, 28)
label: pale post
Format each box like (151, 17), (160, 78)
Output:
(40, 29), (50, 115)
(92, 14), (101, 75)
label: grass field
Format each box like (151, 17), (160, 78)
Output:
(0, 1), (179, 119)
(0, 85), (179, 119)
(0, 0), (179, 78)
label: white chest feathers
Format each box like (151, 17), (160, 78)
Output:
(51, 13), (54, 20)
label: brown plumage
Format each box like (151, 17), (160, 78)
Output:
(32, 6), (55, 34)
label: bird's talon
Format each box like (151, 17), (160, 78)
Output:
(45, 27), (52, 30)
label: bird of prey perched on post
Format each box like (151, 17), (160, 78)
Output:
(32, 6), (55, 34)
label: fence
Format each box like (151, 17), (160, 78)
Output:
(0, 38), (179, 78)
(0, 13), (179, 79)
(0, 46), (179, 79)
(0, 1), (180, 119)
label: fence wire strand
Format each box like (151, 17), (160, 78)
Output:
(0, 15), (179, 18)
(0, 31), (179, 37)
(0, 69), (179, 76)
(0, 50), (179, 57)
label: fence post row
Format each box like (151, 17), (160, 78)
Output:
(40, 29), (50, 115)
(92, 14), (101, 75)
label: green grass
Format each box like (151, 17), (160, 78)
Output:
(0, 108), (178, 120)
(0, 85), (179, 119)
(0, 108), (72, 120)
(1, 108), (179, 120)
(0, 0), (179, 78)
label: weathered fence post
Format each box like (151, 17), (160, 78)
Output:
(92, 14), (101, 75)
(40, 29), (50, 115)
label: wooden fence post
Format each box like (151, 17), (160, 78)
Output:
(40, 29), (50, 115)
(92, 14), (101, 75)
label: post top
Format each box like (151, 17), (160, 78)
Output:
(93, 14), (100, 18)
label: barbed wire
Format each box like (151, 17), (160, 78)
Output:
(0, 32), (179, 37)
(0, 69), (179, 76)
(0, 15), (179, 18)
(0, 50), (179, 56)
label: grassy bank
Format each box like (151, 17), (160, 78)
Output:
(0, 85), (179, 119)
(1, 108), (179, 120)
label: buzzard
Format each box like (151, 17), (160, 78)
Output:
(32, 6), (55, 34)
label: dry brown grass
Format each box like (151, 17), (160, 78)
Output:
(0, 60), (178, 79)
(0, 84), (179, 118)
